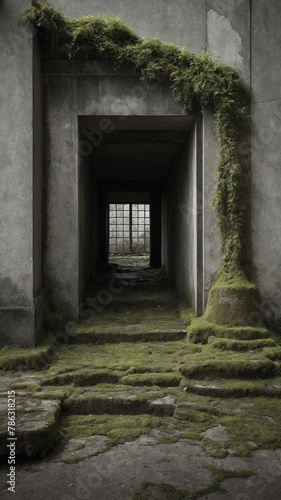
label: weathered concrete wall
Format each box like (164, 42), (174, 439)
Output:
(3, 0), (280, 345)
(0, 1), (42, 346)
(206, 0), (250, 82)
(251, 0), (281, 332)
(202, 108), (221, 309)
(56, 0), (207, 54)
(43, 60), (184, 317)
(162, 120), (202, 312)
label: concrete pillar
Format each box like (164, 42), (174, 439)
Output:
(0, 1), (42, 347)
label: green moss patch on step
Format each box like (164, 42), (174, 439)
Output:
(41, 368), (122, 387)
(62, 387), (176, 416)
(69, 329), (187, 344)
(208, 336), (277, 351)
(187, 318), (270, 344)
(264, 347), (281, 361)
(0, 342), (57, 371)
(0, 395), (61, 457)
(174, 404), (215, 424)
(60, 414), (163, 445)
(181, 359), (275, 379)
(120, 372), (183, 387)
(70, 301), (184, 334)
(33, 385), (75, 401)
(42, 341), (200, 378)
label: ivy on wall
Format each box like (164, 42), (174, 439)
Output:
(19, 1), (250, 279)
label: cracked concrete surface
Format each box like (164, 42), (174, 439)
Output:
(1, 437), (281, 499)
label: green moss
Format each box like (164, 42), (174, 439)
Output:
(133, 467), (255, 499)
(211, 270), (256, 289)
(264, 347), (281, 361)
(0, 342), (56, 371)
(41, 341), (196, 378)
(70, 300), (184, 334)
(208, 337), (276, 351)
(181, 359), (275, 380)
(187, 317), (269, 344)
(208, 448), (229, 459)
(174, 407), (211, 424)
(60, 414), (162, 444)
(178, 305), (195, 326)
(42, 368), (121, 387)
(204, 280), (262, 327)
(19, 1), (250, 275)
(120, 372), (183, 387)
(133, 482), (190, 500)
(35, 385), (75, 400)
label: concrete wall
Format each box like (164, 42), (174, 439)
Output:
(251, 0), (281, 332)
(206, 0), (250, 83)
(3, 0), (281, 343)
(162, 119), (202, 313)
(202, 108), (221, 308)
(56, 0), (207, 55)
(43, 60), (184, 317)
(0, 0), (42, 346)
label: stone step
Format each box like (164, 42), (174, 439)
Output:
(119, 372), (183, 387)
(62, 388), (176, 417)
(208, 336), (277, 351)
(42, 368), (183, 388)
(180, 359), (277, 380)
(188, 325), (271, 344)
(42, 368), (121, 387)
(69, 329), (187, 344)
(183, 379), (281, 398)
(0, 394), (60, 457)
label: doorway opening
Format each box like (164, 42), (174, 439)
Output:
(78, 114), (203, 314)
(108, 203), (150, 266)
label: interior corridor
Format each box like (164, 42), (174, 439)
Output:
(79, 114), (203, 316)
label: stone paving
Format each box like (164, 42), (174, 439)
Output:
(1, 435), (281, 499)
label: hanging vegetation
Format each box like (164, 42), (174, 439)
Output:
(19, 1), (251, 280)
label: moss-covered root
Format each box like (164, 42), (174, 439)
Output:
(204, 278), (263, 328)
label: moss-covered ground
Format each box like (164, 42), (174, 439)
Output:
(1, 263), (281, 464)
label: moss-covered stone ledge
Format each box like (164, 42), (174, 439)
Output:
(0, 395), (61, 457)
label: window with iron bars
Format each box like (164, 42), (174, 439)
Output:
(109, 203), (150, 254)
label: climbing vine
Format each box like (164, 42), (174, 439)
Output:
(19, 1), (250, 278)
